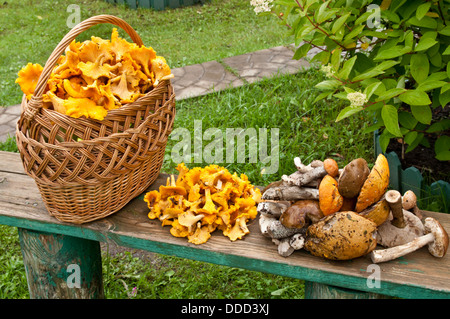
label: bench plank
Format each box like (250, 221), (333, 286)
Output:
(0, 151), (449, 298)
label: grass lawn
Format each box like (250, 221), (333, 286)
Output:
(0, 0), (375, 299)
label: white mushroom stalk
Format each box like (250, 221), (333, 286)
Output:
(371, 217), (449, 263)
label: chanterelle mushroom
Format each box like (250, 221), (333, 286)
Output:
(144, 163), (260, 244)
(178, 210), (205, 232)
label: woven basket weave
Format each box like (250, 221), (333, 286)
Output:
(15, 15), (176, 224)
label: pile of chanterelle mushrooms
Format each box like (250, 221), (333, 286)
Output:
(258, 154), (449, 263)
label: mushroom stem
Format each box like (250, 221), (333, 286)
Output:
(262, 185), (319, 201)
(370, 233), (434, 263)
(259, 214), (305, 239)
(385, 190), (405, 228)
(278, 237), (295, 257)
(282, 167), (327, 187)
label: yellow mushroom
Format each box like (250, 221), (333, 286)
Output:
(200, 188), (218, 213)
(110, 71), (140, 103)
(129, 45), (157, 78)
(78, 40), (113, 64)
(52, 51), (80, 77)
(223, 217), (250, 241)
(150, 56), (174, 86)
(159, 175), (187, 200)
(16, 63), (43, 99)
(188, 223), (213, 245)
(178, 210), (205, 232)
(170, 219), (190, 238)
(78, 54), (119, 80)
(143, 163), (260, 244)
(110, 28), (133, 62)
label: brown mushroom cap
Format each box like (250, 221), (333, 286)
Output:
(424, 217), (449, 258)
(280, 200), (323, 229)
(280, 203), (307, 229)
(402, 190), (417, 211)
(337, 158), (370, 199)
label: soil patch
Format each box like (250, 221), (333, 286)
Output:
(386, 105), (449, 183)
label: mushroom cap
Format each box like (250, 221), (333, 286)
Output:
(280, 203), (307, 229)
(355, 154), (390, 212)
(338, 158), (370, 198)
(319, 175), (344, 216)
(424, 217), (449, 257)
(359, 198), (390, 226)
(376, 209), (425, 247)
(385, 189), (402, 204)
(323, 158), (339, 177)
(402, 190), (417, 210)
(280, 200), (322, 229)
(305, 211), (378, 260)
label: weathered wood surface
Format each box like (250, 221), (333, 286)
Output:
(1, 151), (449, 298)
(18, 228), (104, 299)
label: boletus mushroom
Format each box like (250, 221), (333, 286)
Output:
(355, 154), (390, 212)
(402, 190), (422, 220)
(259, 214), (305, 239)
(371, 217), (449, 263)
(279, 200), (324, 229)
(358, 196), (390, 226)
(318, 175), (344, 216)
(304, 211), (378, 260)
(323, 158), (339, 177)
(338, 158), (370, 199)
(376, 190), (425, 247)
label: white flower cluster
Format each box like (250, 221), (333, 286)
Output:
(320, 64), (335, 78)
(250, 0), (274, 14)
(347, 92), (368, 108)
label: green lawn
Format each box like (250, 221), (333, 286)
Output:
(0, 0), (375, 299)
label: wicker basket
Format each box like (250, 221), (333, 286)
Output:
(15, 15), (176, 224)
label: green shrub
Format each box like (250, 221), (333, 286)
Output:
(255, 0), (450, 161)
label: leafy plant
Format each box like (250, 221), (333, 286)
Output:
(256, 0), (450, 161)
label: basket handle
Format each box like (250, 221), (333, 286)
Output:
(23, 15), (144, 123)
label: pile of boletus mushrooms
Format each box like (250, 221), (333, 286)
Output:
(258, 154), (449, 262)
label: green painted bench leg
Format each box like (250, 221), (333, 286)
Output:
(304, 281), (388, 299)
(18, 228), (104, 299)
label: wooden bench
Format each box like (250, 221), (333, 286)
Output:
(0, 150), (449, 299)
